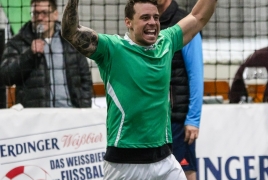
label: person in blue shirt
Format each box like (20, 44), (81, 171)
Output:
(158, 0), (203, 179)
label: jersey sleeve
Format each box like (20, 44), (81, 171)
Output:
(182, 33), (203, 128)
(89, 34), (113, 68)
(160, 24), (184, 54)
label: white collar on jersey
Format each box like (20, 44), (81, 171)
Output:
(124, 32), (155, 51)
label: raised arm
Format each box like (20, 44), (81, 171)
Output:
(178, 0), (217, 45)
(61, 0), (98, 57)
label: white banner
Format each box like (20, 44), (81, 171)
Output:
(197, 104), (268, 180)
(0, 108), (107, 180)
(1, 104), (268, 180)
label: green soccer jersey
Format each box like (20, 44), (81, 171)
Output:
(90, 24), (183, 149)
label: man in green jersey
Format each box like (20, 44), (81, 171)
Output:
(62, 0), (217, 179)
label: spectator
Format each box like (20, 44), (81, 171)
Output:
(0, 28), (5, 108)
(0, 0), (92, 108)
(158, 0), (203, 180)
(229, 47), (268, 103)
(62, 0), (216, 179)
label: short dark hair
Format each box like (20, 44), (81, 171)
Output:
(125, 0), (158, 19)
(31, 0), (57, 11)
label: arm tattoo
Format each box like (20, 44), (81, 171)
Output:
(62, 0), (98, 57)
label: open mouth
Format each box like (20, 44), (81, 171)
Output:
(144, 29), (157, 37)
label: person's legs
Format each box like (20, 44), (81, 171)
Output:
(183, 143), (197, 180)
(103, 154), (186, 180)
(172, 122), (197, 180)
(185, 170), (196, 180)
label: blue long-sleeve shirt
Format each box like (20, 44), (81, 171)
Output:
(182, 33), (203, 128)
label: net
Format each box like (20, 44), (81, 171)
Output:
(0, 0), (267, 108)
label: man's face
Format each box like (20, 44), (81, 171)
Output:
(125, 3), (160, 46)
(31, 1), (58, 36)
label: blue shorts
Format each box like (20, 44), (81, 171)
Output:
(171, 122), (197, 171)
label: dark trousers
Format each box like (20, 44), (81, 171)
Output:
(0, 84), (6, 108)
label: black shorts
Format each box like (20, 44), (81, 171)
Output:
(171, 122), (197, 171)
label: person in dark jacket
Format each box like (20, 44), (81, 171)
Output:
(0, 0), (92, 108)
(158, 0), (203, 179)
(229, 47), (268, 103)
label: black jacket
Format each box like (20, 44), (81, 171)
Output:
(0, 21), (92, 108)
(160, 1), (189, 123)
